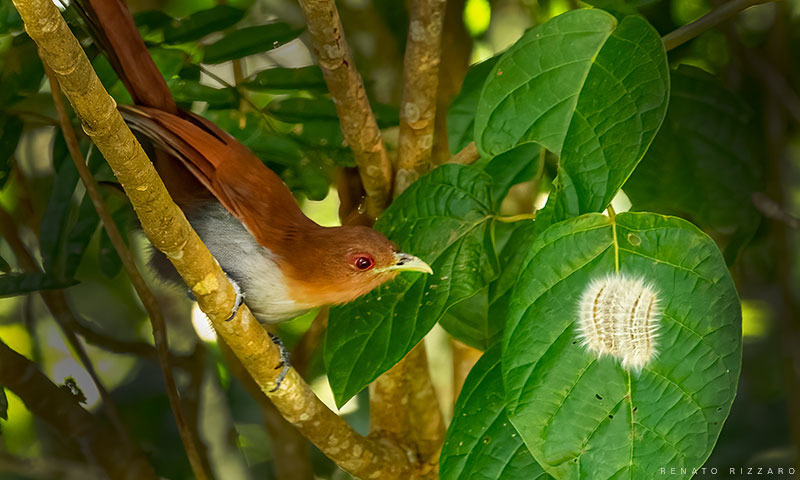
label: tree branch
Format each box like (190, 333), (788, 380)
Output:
(0, 338), (158, 480)
(297, 0), (394, 218)
(662, 0), (775, 52)
(44, 64), (211, 480)
(394, 0), (448, 195)
(446, 141), (480, 165)
(0, 204), (135, 455)
(11, 1), (414, 477)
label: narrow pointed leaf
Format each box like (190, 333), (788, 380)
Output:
(163, 5), (245, 44)
(503, 212), (741, 479)
(0, 272), (78, 297)
(203, 24), (303, 64)
(242, 66), (327, 91)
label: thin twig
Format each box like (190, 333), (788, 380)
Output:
(44, 65), (211, 480)
(297, 0), (393, 218)
(0, 204), (133, 452)
(394, 0), (448, 195)
(753, 192), (800, 229)
(662, 0), (776, 52)
(13, 1), (414, 477)
(0, 338), (158, 480)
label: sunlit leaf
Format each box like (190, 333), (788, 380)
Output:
(475, 9), (669, 231)
(503, 212), (741, 479)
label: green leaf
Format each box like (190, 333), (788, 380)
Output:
(168, 78), (239, 108)
(325, 165), (499, 407)
(503, 212), (742, 479)
(0, 255), (9, 273)
(0, 34), (44, 106)
(98, 204), (135, 279)
(0, 385), (7, 421)
(63, 194), (100, 279)
(242, 66), (327, 91)
(482, 143), (541, 204)
(440, 220), (536, 350)
(447, 56), (499, 154)
(149, 47), (187, 80)
(267, 97), (399, 129)
(163, 5), (245, 44)
(0, 272), (78, 297)
(474, 10), (669, 230)
(203, 23), (303, 64)
(441, 345), (551, 480)
(0, 2), (22, 34)
(133, 10), (173, 32)
(0, 114), (22, 188)
(39, 158), (80, 278)
(624, 65), (762, 256)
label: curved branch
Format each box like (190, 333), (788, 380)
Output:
(298, 0), (393, 218)
(45, 65), (210, 480)
(0, 339), (157, 480)
(662, 0), (775, 51)
(11, 1), (413, 477)
(394, 0), (448, 195)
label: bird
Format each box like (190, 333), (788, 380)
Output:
(74, 0), (432, 325)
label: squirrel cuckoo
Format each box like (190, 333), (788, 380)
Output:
(77, 0), (432, 324)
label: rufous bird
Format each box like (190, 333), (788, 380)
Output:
(76, 0), (432, 324)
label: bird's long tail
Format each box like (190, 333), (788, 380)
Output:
(74, 0), (178, 115)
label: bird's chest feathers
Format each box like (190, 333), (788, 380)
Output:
(188, 205), (310, 323)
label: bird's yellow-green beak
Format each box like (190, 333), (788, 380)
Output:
(378, 252), (433, 275)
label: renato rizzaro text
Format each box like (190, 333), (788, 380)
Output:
(660, 467), (795, 475)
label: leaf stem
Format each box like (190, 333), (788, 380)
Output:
(662, 0), (776, 51)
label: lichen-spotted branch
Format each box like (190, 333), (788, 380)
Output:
(11, 1), (413, 477)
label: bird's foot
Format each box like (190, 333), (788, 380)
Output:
(268, 332), (291, 392)
(225, 279), (245, 322)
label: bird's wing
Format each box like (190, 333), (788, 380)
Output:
(120, 105), (314, 247)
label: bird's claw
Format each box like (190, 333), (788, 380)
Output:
(224, 278), (244, 322)
(268, 332), (291, 392)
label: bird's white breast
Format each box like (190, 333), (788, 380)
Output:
(189, 204), (310, 323)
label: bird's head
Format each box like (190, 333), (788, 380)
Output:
(280, 225), (432, 308)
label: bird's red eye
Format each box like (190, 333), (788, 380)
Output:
(353, 255), (374, 271)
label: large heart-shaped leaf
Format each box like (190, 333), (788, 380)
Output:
(503, 212), (742, 479)
(440, 344), (551, 480)
(475, 9), (669, 230)
(448, 56), (499, 154)
(325, 165), (498, 407)
(624, 65), (762, 258)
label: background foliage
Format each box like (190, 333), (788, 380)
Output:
(0, 0), (798, 478)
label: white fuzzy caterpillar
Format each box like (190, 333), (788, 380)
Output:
(577, 273), (661, 372)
